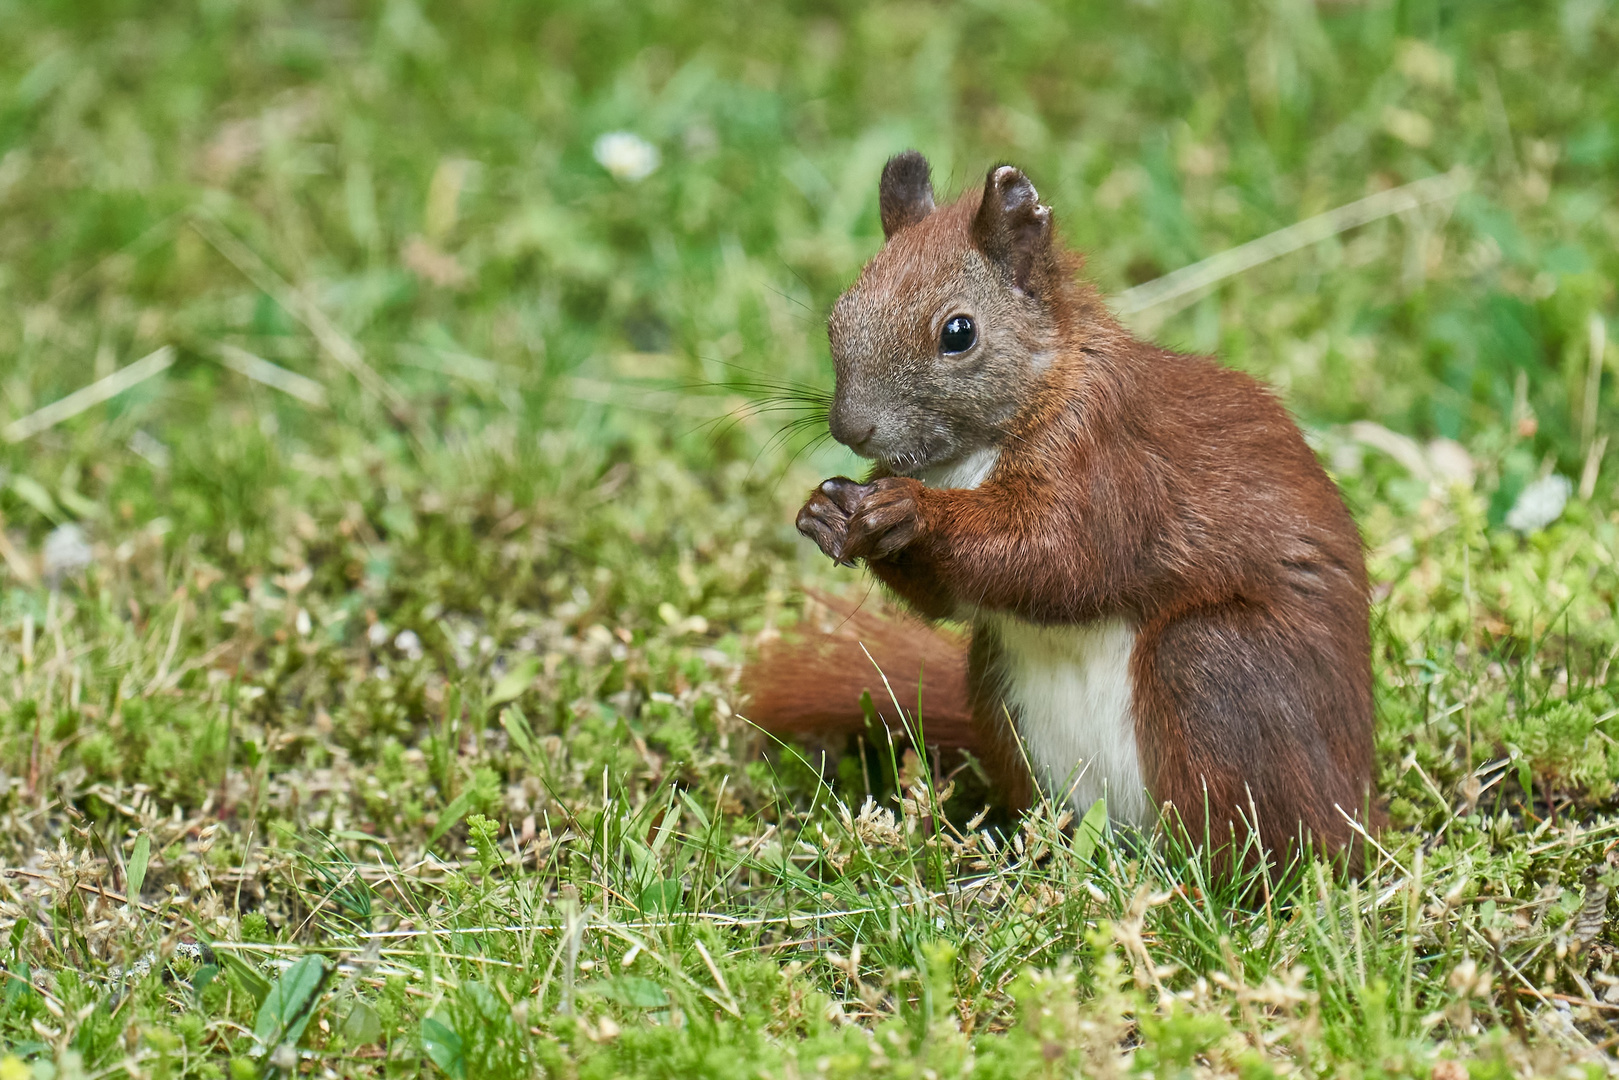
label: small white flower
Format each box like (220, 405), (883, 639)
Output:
(593, 131), (660, 182)
(394, 628), (423, 660)
(295, 609), (312, 637)
(43, 523), (93, 581)
(1505, 473), (1572, 534)
(367, 621), (391, 647)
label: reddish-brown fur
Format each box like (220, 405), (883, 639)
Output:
(741, 591), (973, 751)
(746, 154), (1377, 867)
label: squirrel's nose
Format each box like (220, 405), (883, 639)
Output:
(833, 422), (877, 454)
(828, 407), (878, 453)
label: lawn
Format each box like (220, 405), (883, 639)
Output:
(2, 0), (1619, 1076)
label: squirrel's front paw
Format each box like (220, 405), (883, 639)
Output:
(843, 477), (926, 561)
(796, 477), (874, 565)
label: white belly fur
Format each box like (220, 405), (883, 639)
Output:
(980, 613), (1155, 830)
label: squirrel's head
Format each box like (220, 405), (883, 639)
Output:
(826, 151), (1072, 477)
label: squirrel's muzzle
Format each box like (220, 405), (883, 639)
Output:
(827, 399), (879, 456)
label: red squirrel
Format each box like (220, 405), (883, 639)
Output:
(746, 151), (1377, 865)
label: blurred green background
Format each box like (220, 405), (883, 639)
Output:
(2, 0), (1615, 535)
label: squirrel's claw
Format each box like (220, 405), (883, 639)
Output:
(818, 476), (875, 514)
(842, 478), (924, 561)
(796, 488), (855, 565)
(800, 476), (921, 564)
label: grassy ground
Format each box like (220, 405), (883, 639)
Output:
(2, 0), (1619, 1075)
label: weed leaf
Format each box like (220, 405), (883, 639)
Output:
(126, 833), (150, 902)
(341, 1000), (383, 1045)
(253, 954), (332, 1051)
(427, 789), (477, 850)
(3, 965), (31, 1006)
(585, 976), (669, 1008)
(677, 789), (712, 831)
(220, 953), (272, 1008)
(637, 878), (682, 913)
(191, 963), (219, 1002)
(499, 705), (536, 760)
(420, 1016), (465, 1078)
(1073, 798), (1108, 865)
(489, 657), (539, 708)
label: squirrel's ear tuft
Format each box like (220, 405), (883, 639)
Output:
(879, 151), (936, 239)
(972, 165), (1053, 294)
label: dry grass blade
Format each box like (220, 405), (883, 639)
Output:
(566, 375), (722, 417)
(3, 347), (175, 443)
(3, 867), (169, 917)
(188, 214), (419, 435)
(0, 514), (37, 585)
(1112, 169), (1471, 315)
(214, 344), (329, 408)
(144, 602), (187, 695)
(693, 938), (741, 1017)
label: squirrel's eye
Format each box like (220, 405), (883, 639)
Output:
(940, 315), (976, 354)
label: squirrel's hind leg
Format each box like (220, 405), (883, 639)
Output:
(965, 629), (1035, 815)
(1131, 601), (1376, 871)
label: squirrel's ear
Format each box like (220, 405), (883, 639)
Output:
(972, 165), (1053, 294)
(879, 151), (936, 239)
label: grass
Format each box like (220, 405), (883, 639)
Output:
(1, 0), (1619, 1075)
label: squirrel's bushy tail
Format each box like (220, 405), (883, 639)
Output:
(740, 591), (978, 752)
